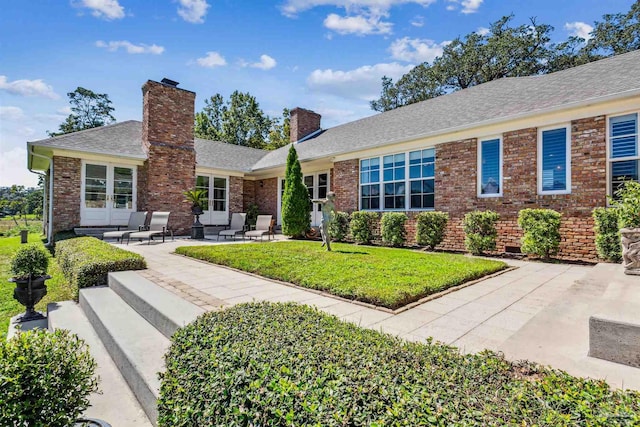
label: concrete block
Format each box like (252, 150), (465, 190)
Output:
(6, 315), (47, 340)
(589, 314), (640, 368)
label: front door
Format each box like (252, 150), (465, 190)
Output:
(196, 174), (229, 225)
(304, 172), (329, 227)
(81, 162), (136, 226)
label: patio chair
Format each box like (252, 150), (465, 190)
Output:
(102, 211), (148, 243)
(126, 211), (173, 244)
(245, 215), (273, 241)
(218, 213), (247, 240)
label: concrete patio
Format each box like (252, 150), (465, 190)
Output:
(122, 236), (640, 391)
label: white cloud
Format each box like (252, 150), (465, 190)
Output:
(324, 12), (392, 35)
(447, 0), (483, 14)
(95, 40), (165, 54)
(389, 37), (448, 63)
(410, 15), (424, 27)
(0, 147), (38, 187)
(246, 54), (277, 70)
(0, 76), (59, 99)
(564, 21), (594, 41)
(0, 106), (25, 121)
(57, 106), (73, 115)
(77, 0), (125, 20)
(476, 26), (490, 36)
(307, 62), (414, 100)
(195, 51), (227, 68)
(177, 0), (210, 23)
(281, 0), (436, 17)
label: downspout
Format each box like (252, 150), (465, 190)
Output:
(28, 145), (54, 245)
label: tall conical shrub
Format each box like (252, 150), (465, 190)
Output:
(281, 145), (310, 237)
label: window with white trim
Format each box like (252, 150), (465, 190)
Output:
(409, 149), (435, 209)
(609, 113), (638, 196)
(539, 126), (570, 194)
(360, 158), (380, 210)
(383, 153), (406, 209)
(360, 149), (435, 211)
(478, 138), (502, 197)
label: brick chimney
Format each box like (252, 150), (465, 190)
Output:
(290, 107), (321, 143)
(140, 78), (196, 235)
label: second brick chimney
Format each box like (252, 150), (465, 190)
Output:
(290, 107), (321, 143)
(139, 78), (196, 234)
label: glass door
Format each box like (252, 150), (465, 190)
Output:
(304, 172), (329, 227)
(196, 174), (228, 225)
(81, 162), (136, 226)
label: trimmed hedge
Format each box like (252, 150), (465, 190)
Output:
(593, 207), (621, 262)
(56, 236), (146, 292)
(328, 211), (350, 242)
(159, 302), (640, 426)
(349, 211), (378, 244)
(380, 212), (407, 247)
(0, 329), (98, 426)
(463, 210), (500, 255)
(415, 211), (449, 249)
(518, 208), (562, 259)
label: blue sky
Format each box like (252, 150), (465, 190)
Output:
(0, 0), (635, 187)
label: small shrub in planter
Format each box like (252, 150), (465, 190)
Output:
(380, 212), (408, 246)
(592, 207), (621, 262)
(0, 329), (99, 426)
(328, 211), (350, 242)
(611, 180), (640, 229)
(463, 210), (500, 255)
(349, 211), (378, 244)
(56, 237), (146, 293)
(415, 211), (449, 250)
(10, 243), (50, 280)
(518, 208), (562, 260)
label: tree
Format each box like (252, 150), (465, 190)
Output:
(281, 145), (310, 237)
(49, 87), (115, 136)
(371, 3), (640, 112)
(194, 91), (273, 149)
(266, 108), (291, 150)
(587, 2), (640, 55)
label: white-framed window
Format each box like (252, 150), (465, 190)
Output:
(409, 148), (435, 209)
(360, 149), (435, 211)
(538, 124), (571, 195)
(608, 113), (638, 197)
(360, 158), (380, 210)
(478, 137), (502, 197)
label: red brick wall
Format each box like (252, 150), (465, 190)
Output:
(345, 116), (606, 261)
(229, 176), (244, 219)
(290, 108), (321, 142)
(243, 179), (256, 210)
(52, 156), (81, 234)
(141, 80), (196, 235)
(333, 159), (359, 212)
(255, 177), (278, 217)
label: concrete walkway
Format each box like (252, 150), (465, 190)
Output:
(122, 236), (640, 390)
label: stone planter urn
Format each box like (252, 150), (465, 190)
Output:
(9, 244), (51, 322)
(621, 228), (640, 275)
(10, 275), (50, 321)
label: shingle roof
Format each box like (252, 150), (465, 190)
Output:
(29, 120), (269, 172)
(251, 49), (640, 170)
(29, 120), (146, 158)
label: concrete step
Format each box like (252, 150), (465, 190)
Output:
(589, 304), (640, 368)
(80, 286), (170, 426)
(47, 301), (152, 427)
(109, 271), (205, 339)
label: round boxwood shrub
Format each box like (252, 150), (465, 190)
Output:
(463, 210), (500, 255)
(158, 302), (640, 426)
(518, 208), (562, 260)
(328, 211), (350, 242)
(592, 207), (621, 262)
(349, 211), (378, 244)
(0, 329), (99, 426)
(415, 211), (449, 250)
(380, 212), (408, 247)
(10, 243), (50, 280)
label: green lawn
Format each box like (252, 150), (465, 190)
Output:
(0, 235), (72, 338)
(176, 241), (507, 309)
